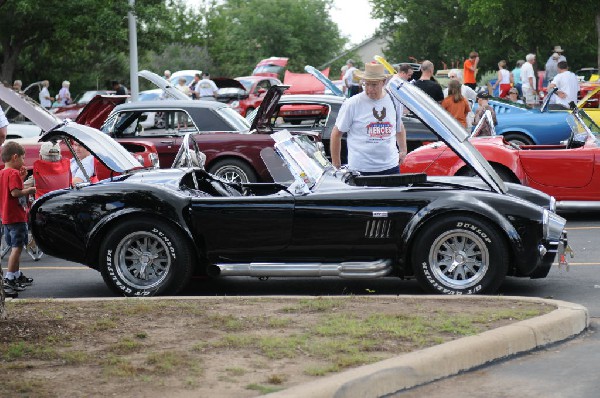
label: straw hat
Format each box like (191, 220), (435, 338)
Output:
(553, 45), (564, 53)
(354, 63), (387, 81)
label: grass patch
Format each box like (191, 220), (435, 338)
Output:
(246, 383), (284, 394)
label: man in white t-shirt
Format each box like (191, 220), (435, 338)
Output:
(342, 59), (360, 97)
(330, 63), (407, 175)
(38, 80), (54, 109)
(195, 72), (218, 101)
(548, 61), (580, 109)
(520, 54), (538, 105)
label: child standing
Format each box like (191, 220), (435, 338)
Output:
(1, 142), (36, 293)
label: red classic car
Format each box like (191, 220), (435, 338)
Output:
(52, 90), (115, 120)
(0, 85), (159, 175)
(401, 106), (600, 212)
(214, 76), (282, 116)
(252, 57), (288, 79)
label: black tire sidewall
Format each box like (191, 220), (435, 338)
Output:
(100, 219), (192, 297)
(209, 159), (257, 183)
(412, 215), (508, 295)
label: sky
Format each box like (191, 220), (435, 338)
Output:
(185, 0), (380, 46)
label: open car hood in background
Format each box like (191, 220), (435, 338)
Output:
(138, 70), (192, 101)
(213, 77), (247, 91)
(249, 85), (289, 134)
(75, 95), (128, 129)
(387, 77), (506, 194)
(41, 123), (143, 174)
(0, 84), (62, 132)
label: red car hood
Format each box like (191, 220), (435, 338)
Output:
(283, 69), (328, 95)
(75, 95), (128, 129)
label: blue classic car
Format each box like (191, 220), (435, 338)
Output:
(474, 89), (573, 146)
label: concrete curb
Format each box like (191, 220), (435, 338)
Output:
(4, 295), (588, 397)
(264, 296), (589, 398)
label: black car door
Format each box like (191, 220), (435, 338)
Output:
(188, 193), (294, 258)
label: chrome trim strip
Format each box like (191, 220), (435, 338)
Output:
(215, 259), (393, 279)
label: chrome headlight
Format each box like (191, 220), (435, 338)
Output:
(543, 209), (566, 241)
(548, 196), (556, 213)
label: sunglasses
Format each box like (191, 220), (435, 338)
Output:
(509, 91), (518, 94)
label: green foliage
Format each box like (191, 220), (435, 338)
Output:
(204, 0), (346, 76)
(372, 0), (600, 75)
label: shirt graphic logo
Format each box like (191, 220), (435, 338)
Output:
(373, 106), (386, 121)
(366, 106), (392, 141)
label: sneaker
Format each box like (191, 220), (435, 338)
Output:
(3, 278), (25, 291)
(3, 283), (18, 298)
(15, 273), (33, 286)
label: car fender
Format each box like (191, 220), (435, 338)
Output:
(84, 206), (202, 269)
(461, 142), (526, 182)
(398, 197), (524, 276)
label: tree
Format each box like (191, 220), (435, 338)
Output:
(204, 0), (346, 77)
(0, 0), (171, 91)
(371, 0), (600, 75)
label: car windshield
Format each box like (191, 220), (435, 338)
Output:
(236, 79), (253, 91)
(77, 91), (103, 104)
(139, 91), (161, 101)
(569, 108), (600, 143)
(267, 130), (330, 192)
(215, 107), (251, 131)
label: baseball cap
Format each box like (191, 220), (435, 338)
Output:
(477, 92), (491, 100)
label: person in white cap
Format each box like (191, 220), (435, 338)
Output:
(330, 63), (407, 176)
(553, 45), (567, 62)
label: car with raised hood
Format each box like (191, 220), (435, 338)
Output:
(99, 70), (319, 184)
(0, 85), (158, 173)
(402, 102), (600, 212)
(214, 76), (282, 117)
(52, 90), (115, 121)
(24, 77), (570, 297)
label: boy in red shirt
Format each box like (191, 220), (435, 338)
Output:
(1, 142), (36, 293)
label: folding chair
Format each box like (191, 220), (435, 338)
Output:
(33, 158), (71, 199)
(22, 158), (72, 260)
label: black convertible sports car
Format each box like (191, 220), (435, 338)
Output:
(12, 77), (571, 296)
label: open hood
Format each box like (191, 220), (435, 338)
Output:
(252, 57), (288, 78)
(138, 70), (192, 101)
(213, 77), (246, 91)
(249, 85), (289, 133)
(0, 84), (142, 174)
(75, 95), (128, 128)
(213, 78), (249, 102)
(40, 123), (142, 174)
(0, 84), (62, 132)
(387, 77), (506, 194)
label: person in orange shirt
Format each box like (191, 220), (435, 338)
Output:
(463, 51), (479, 90)
(442, 80), (471, 128)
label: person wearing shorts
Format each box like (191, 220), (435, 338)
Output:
(1, 142), (36, 292)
